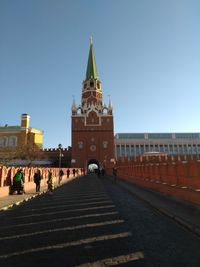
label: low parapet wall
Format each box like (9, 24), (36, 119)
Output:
(107, 158), (200, 205)
(0, 167), (83, 197)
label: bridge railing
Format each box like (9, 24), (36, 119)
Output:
(107, 155), (200, 204)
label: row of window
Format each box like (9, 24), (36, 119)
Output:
(116, 133), (200, 140)
(175, 133), (200, 139)
(78, 141), (108, 149)
(116, 144), (200, 158)
(116, 133), (145, 139)
(148, 133), (172, 139)
(0, 136), (17, 147)
(84, 81), (100, 89)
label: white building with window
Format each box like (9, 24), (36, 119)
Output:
(115, 133), (200, 159)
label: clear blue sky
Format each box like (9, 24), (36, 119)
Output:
(1, 0), (200, 148)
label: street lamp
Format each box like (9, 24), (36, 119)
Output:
(58, 144), (63, 184)
(58, 143), (62, 170)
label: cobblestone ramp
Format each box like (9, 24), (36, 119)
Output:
(0, 174), (144, 267)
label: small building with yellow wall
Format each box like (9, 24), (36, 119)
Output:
(0, 114), (43, 152)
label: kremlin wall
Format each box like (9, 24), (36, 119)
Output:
(106, 154), (200, 205)
(0, 166), (81, 198)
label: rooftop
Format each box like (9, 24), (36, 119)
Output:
(115, 133), (200, 140)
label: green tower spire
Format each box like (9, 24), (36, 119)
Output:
(86, 37), (99, 80)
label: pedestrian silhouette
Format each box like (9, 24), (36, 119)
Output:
(34, 169), (41, 193)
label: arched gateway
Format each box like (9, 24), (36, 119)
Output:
(71, 38), (115, 169)
(87, 159), (100, 173)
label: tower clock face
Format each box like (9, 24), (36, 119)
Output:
(90, 144), (96, 151)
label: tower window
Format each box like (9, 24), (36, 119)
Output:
(90, 81), (94, 87)
(97, 82), (100, 89)
(78, 141), (83, 149)
(103, 141), (108, 148)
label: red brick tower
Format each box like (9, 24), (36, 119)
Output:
(71, 38), (115, 170)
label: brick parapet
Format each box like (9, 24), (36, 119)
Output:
(107, 155), (200, 205)
(0, 166), (82, 197)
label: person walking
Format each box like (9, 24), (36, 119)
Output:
(47, 169), (54, 193)
(97, 168), (101, 177)
(113, 166), (117, 183)
(67, 168), (70, 178)
(12, 168), (25, 194)
(72, 168), (76, 177)
(59, 169), (64, 184)
(34, 169), (42, 193)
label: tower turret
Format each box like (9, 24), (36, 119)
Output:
(21, 113), (30, 128)
(71, 98), (77, 115)
(108, 95), (113, 115)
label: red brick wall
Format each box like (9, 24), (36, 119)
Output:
(107, 155), (200, 205)
(0, 167), (82, 198)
